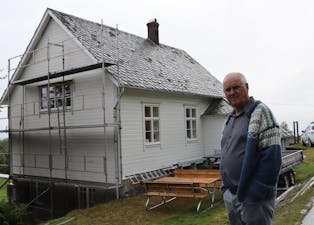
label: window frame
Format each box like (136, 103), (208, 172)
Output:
(185, 106), (198, 141)
(143, 104), (160, 145)
(40, 80), (72, 112)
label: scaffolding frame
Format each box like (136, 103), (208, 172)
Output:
(2, 25), (123, 218)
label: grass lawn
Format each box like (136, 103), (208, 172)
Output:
(43, 146), (314, 225)
(0, 178), (8, 202)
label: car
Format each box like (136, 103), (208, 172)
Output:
(301, 122), (314, 147)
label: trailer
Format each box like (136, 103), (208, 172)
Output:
(278, 149), (304, 189)
(207, 148), (304, 190)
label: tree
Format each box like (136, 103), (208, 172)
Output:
(280, 121), (293, 136)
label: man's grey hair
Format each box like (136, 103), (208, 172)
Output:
(224, 72), (248, 84)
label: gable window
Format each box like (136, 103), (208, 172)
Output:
(144, 105), (160, 144)
(40, 81), (72, 110)
(185, 107), (197, 140)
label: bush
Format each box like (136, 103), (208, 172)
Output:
(0, 138), (9, 174)
(0, 201), (28, 225)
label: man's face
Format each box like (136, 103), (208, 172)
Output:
(223, 75), (249, 110)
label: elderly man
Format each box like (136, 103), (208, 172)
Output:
(220, 72), (282, 225)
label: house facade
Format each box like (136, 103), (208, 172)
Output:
(1, 8), (231, 217)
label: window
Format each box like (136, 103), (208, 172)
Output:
(144, 105), (160, 144)
(40, 81), (72, 110)
(185, 107), (197, 140)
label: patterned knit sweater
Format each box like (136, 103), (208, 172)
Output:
(237, 102), (282, 202)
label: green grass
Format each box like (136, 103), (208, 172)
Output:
(273, 187), (314, 225)
(272, 146), (314, 225)
(294, 147), (314, 183)
(0, 178), (8, 202)
(43, 146), (314, 225)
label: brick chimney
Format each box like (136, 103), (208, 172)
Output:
(147, 19), (159, 45)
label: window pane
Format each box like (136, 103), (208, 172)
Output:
(154, 132), (160, 142)
(41, 100), (48, 109)
(186, 108), (190, 118)
(50, 99), (55, 108)
(153, 107), (159, 117)
(49, 86), (55, 98)
(186, 120), (191, 129)
(192, 108), (196, 118)
(192, 120), (196, 130)
(55, 85), (62, 98)
(192, 121), (197, 138)
(56, 99), (63, 107)
(41, 87), (47, 98)
(64, 83), (71, 95)
(153, 120), (159, 132)
(146, 132), (151, 142)
(145, 120), (151, 132)
(192, 129), (196, 138)
(66, 98), (71, 107)
(145, 106), (151, 117)
(187, 129), (191, 139)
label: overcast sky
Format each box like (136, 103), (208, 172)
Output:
(0, 0), (313, 131)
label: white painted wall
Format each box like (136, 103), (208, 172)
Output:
(202, 115), (227, 156)
(120, 88), (223, 178)
(10, 19), (118, 183)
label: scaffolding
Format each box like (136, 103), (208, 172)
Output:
(1, 25), (122, 218)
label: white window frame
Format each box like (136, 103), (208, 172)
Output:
(40, 81), (72, 111)
(143, 104), (160, 145)
(185, 106), (197, 141)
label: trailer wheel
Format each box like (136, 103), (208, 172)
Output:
(289, 171), (295, 186)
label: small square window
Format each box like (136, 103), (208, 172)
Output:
(40, 81), (72, 110)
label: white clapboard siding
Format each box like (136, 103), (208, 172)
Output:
(9, 19), (119, 183)
(20, 19), (93, 81)
(202, 115), (227, 155)
(120, 89), (210, 177)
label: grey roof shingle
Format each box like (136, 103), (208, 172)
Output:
(202, 98), (232, 116)
(50, 9), (224, 98)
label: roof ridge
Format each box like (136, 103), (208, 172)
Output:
(48, 8), (188, 53)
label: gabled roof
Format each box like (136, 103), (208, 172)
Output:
(2, 8), (226, 105)
(49, 9), (224, 98)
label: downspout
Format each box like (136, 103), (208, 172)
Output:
(114, 24), (124, 199)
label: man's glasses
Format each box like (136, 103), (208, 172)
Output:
(224, 84), (245, 93)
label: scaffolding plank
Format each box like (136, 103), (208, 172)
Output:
(12, 62), (114, 85)
(0, 123), (120, 133)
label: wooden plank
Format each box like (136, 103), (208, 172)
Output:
(146, 192), (208, 199)
(174, 169), (221, 179)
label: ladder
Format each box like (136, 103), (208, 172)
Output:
(57, 83), (68, 180)
(127, 167), (174, 184)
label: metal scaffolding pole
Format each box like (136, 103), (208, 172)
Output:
(47, 42), (54, 219)
(7, 59), (12, 183)
(4, 30), (119, 216)
(21, 85), (25, 175)
(101, 20), (108, 183)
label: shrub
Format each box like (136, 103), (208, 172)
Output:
(0, 201), (28, 225)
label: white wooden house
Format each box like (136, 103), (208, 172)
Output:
(0, 8), (231, 216)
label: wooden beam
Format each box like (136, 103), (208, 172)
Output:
(12, 62), (114, 85)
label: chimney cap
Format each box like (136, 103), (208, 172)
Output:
(147, 18), (158, 24)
